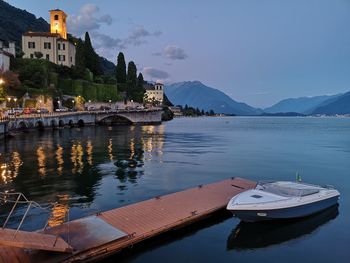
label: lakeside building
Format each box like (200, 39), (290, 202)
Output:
(145, 82), (164, 105)
(169, 106), (183, 117)
(0, 40), (16, 72)
(22, 9), (76, 67)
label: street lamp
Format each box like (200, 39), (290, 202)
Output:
(39, 100), (42, 117)
(13, 98), (17, 108)
(0, 78), (4, 85)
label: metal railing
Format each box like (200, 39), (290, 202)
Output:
(0, 107), (162, 121)
(0, 192), (70, 240)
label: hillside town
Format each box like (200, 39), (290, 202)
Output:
(0, 8), (168, 120)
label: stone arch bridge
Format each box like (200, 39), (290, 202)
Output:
(2, 109), (162, 133)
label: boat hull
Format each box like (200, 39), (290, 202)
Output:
(231, 195), (339, 222)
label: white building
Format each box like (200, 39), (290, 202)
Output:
(22, 9), (76, 67)
(0, 40), (16, 72)
(145, 83), (164, 105)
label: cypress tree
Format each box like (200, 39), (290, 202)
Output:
(84, 32), (102, 76)
(126, 61), (137, 99)
(136, 73), (145, 103)
(75, 39), (86, 78)
(116, 52), (127, 84)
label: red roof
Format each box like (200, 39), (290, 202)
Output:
(23, 32), (61, 37)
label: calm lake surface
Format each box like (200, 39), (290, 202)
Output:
(0, 117), (349, 262)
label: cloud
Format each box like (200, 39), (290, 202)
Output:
(143, 67), (170, 79)
(164, 45), (187, 60)
(93, 32), (125, 49)
(92, 32), (125, 60)
(68, 4), (112, 36)
(68, 6), (162, 61)
(152, 52), (162, 56)
(125, 26), (162, 46)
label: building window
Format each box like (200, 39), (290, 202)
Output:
(58, 55), (66, 61)
(58, 43), (61, 50)
(30, 54), (34, 58)
(70, 57), (72, 62)
(28, 42), (35, 49)
(46, 54), (50, 60)
(44, 42), (51, 49)
(54, 15), (59, 20)
(62, 43), (66, 50)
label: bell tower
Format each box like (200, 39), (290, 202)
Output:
(49, 9), (67, 39)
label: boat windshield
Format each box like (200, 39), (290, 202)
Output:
(256, 182), (320, 197)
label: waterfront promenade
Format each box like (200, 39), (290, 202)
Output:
(0, 108), (162, 137)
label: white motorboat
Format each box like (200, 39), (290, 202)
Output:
(226, 181), (340, 222)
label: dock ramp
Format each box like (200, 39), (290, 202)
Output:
(0, 228), (72, 252)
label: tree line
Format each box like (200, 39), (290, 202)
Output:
(74, 32), (145, 103)
(180, 105), (216, 116)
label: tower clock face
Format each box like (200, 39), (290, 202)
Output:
(55, 22), (59, 29)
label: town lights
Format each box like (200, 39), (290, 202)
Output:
(0, 78), (4, 85)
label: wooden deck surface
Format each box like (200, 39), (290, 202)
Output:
(0, 177), (256, 263)
(0, 229), (72, 253)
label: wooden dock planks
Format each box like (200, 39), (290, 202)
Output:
(0, 228), (72, 253)
(0, 177), (256, 263)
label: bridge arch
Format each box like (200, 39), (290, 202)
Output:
(98, 114), (133, 125)
(17, 121), (28, 130)
(50, 120), (57, 128)
(77, 119), (85, 127)
(59, 120), (65, 127)
(68, 120), (74, 128)
(35, 120), (44, 130)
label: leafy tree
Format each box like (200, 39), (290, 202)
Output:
(209, 109), (215, 115)
(116, 52), (127, 84)
(84, 32), (102, 76)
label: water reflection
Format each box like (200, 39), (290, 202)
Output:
(71, 142), (84, 174)
(0, 124), (166, 227)
(227, 205), (339, 250)
(108, 139), (114, 161)
(0, 152), (23, 184)
(86, 140), (93, 166)
(142, 125), (164, 161)
(56, 145), (64, 175)
(36, 146), (46, 177)
(48, 194), (70, 227)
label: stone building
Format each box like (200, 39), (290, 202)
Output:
(0, 40), (16, 72)
(145, 83), (164, 105)
(22, 9), (76, 67)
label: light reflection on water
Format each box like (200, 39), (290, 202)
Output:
(0, 118), (349, 262)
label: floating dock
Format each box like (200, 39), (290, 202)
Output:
(0, 177), (256, 263)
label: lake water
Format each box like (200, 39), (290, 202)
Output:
(0, 117), (349, 262)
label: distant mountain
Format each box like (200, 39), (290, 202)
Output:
(165, 81), (261, 115)
(312, 91), (350, 115)
(0, 0), (49, 44)
(260, 112), (306, 117)
(0, 0), (115, 75)
(264, 94), (342, 114)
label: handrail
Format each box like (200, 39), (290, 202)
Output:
(0, 108), (162, 121)
(0, 191), (70, 240)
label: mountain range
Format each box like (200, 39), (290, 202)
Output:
(165, 81), (262, 115)
(0, 0), (115, 75)
(263, 94), (343, 115)
(165, 81), (350, 116)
